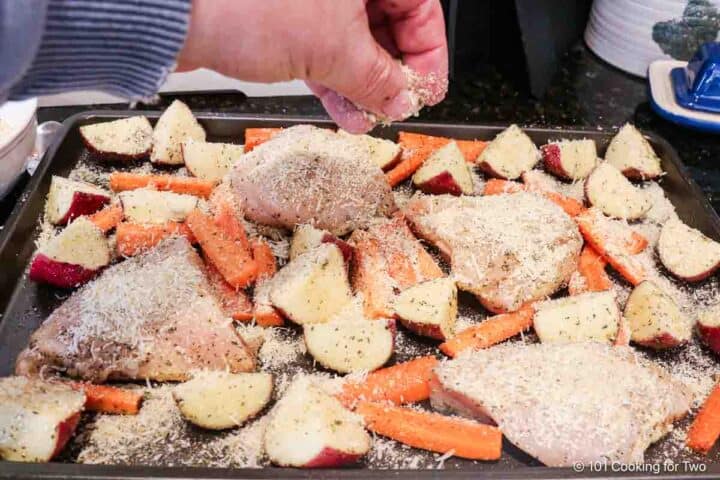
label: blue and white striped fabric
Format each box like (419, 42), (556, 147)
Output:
(2, 0), (191, 102)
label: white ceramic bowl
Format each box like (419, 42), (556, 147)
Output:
(584, 0), (720, 77)
(0, 98), (37, 198)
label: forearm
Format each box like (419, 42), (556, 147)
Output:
(5, 0), (192, 102)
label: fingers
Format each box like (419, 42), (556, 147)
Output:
(317, 21), (415, 122)
(306, 81), (375, 134)
(373, 0), (448, 105)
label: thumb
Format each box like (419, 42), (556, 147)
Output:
(316, 29), (413, 122)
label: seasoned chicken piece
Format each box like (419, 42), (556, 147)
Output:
(403, 192), (581, 312)
(231, 125), (395, 236)
(16, 237), (255, 382)
(432, 343), (691, 466)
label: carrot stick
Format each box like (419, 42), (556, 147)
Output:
(455, 139), (488, 163)
(116, 221), (196, 256)
(252, 281), (285, 327)
(186, 209), (258, 288)
(439, 305), (534, 357)
(213, 200), (251, 251)
(483, 179), (524, 195)
(69, 382), (143, 415)
(254, 305), (284, 326)
(569, 246), (612, 295)
(395, 132), (486, 163)
(336, 356), (438, 409)
(251, 239), (277, 281)
(575, 210), (646, 286)
(356, 401), (502, 460)
(542, 191), (584, 217)
(244, 127), (283, 152)
(687, 382), (720, 454)
(483, 179), (583, 216)
(109, 172), (214, 198)
(88, 203), (123, 233)
(204, 259), (254, 321)
(627, 231), (649, 255)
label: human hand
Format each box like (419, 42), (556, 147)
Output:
(177, 0), (448, 133)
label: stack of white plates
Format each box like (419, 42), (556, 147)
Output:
(585, 0), (719, 77)
(0, 99), (37, 198)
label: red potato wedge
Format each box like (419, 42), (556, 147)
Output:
(115, 221), (196, 257)
(182, 139), (244, 183)
(541, 139), (598, 181)
(605, 123), (663, 180)
(624, 281), (691, 349)
(288, 224), (353, 264)
(476, 124), (539, 179)
(357, 401), (502, 461)
(337, 130), (402, 171)
(0, 377), (86, 462)
(264, 379), (370, 467)
(79, 116), (152, 161)
(387, 132), (486, 187)
(151, 100), (205, 165)
(304, 318), (395, 373)
(244, 127), (283, 152)
(412, 141), (474, 195)
(336, 356), (438, 408)
(533, 291), (620, 344)
(658, 218), (720, 282)
(46, 176), (111, 225)
(173, 371), (273, 430)
(585, 162), (651, 220)
(30, 217), (111, 288)
(290, 224), (327, 260)
(109, 172), (214, 198)
(394, 277), (457, 340)
(269, 243), (352, 325)
(119, 189), (198, 224)
(697, 304), (720, 355)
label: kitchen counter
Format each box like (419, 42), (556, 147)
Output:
(3, 42), (720, 226)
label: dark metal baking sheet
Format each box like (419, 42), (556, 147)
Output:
(1, 112), (719, 479)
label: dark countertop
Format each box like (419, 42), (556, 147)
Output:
(3, 42), (720, 224)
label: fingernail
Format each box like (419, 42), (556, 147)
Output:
(383, 90), (413, 121)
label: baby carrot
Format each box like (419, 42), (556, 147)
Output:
(569, 246), (612, 295)
(244, 127), (283, 152)
(116, 221), (196, 256)
(439, 305), (534, 357)
(356, 401), (502, 460)
(88, 203), (123, 233)
(204, 259), (254, 321)
(336, 356), (438, 409)
(251, 239), (277, 281)
(687, 382), (720, 454)
(576, 209), (646, 286)
(69, 382), (143, 415)
(186, 209), (258, 289)
(109, 172), (214, 198)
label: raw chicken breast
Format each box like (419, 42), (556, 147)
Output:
(231, 125), (395, 235)
(431, 342), (692, 466)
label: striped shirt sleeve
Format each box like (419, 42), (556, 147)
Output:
(7, 0), (192, 102)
